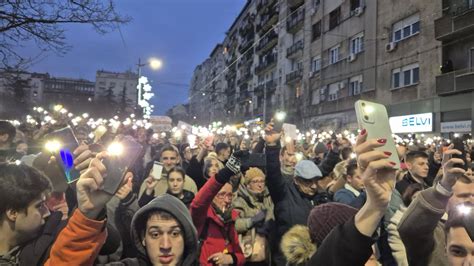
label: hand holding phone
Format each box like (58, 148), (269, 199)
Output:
(101, 136), (143, 195)
(272, 111), (286, 132)
(152, 162), (164, 180)
(355, 100), (401, 169)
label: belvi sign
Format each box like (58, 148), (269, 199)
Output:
(389, 113), (433, 133)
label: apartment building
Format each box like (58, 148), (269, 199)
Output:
(190, 0), (474, 134)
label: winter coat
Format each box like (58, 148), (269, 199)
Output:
(233, 184), (274, 263)
(333, 184), (366, 209)
(395, 172), (429, 195)
(186, 155), (207, 189)
(265, 145), (329, 266)
(398, 186), (449, 266)
(387, 207), (409, 266)
(190, 174), (245, 266)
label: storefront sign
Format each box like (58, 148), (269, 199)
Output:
(440, 120), (472, 133)
(389, 113), (433, 133)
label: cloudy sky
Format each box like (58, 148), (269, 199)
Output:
(24, 0), (246, 114)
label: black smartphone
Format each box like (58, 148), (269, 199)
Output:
(452, 138), (467, 170)
(102, 136), (143, 195)
(241, 153), (266, 169)
(45, 127), (81, 183)
(273, 112), (286, 132)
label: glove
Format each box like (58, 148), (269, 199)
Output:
(250, 209), (266, 228)
(226, 150), (248, 175)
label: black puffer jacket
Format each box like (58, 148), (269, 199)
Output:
(265, 144), (329, 266)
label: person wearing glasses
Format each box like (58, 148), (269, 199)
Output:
(233, 167), (274, 265)
(190, 152), (246, 266)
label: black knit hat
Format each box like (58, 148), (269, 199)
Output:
(307, 202), (358, 246)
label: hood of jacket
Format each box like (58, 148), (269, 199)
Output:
(280, 225), (316, 265)
(131, 194), (198, 265)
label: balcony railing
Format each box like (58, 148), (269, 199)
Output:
(288, 0), (304, 9)
(286, 40), (304, 58)
(239, 36), (255, 53)
(265, 79), (277, 92)
(257, 5), (279, 34)
(436, 69), (474, 95)
(434, 5), (474, 41)
(256, 30), (278, 54)
(255, 53), (277, 74)
(287, 9), (305, 34)
(286, 69), (303, 84)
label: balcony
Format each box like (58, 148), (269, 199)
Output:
(265, 79), (277, 92)
(436, 69), (474, 95)
(255, 83), (265, 96)
(239, 36), (255, 54)
(435, 5), (474, 41)
(286, 69), (303, 84)
(256, 30), (278, 54)
(257, 0), (277, 15)
(257, 5), (279, 34)
(286, 40), (304, 58)
(287, 9), (305, 34)
(288, 0), (304, 9)
(255, 53), (277, 74)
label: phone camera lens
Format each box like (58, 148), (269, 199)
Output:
(361, 102), (365, 107)
(364, 115), (369, 120)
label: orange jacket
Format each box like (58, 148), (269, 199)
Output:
(44, 209), (107, 266)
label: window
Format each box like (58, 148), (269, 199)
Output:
(329, 45), (340, 64)
(311, 56), (321, 72)
(320, 86), (327, 101)
(329, 6), (341, 30)
(312, 21), (322, 41)
(350, 0), (361, 11)
(392, 14), (420, 42)
(328, 83), (339, 101)
(349, 75), (363, 95)
(350, 33), (364, 54)
(392, 63), (419, 89)
(312, 88), (320, 105)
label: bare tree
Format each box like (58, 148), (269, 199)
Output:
(0, 0), (131, 69)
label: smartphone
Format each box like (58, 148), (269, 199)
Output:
(451, 138), (467, 170)
(355, 100), (401, 169)
(102, 136), (143, 195)
(45, 127), (81, 183)
(282, 123), (297, 140)
(152, 162), (164, 180)
(273, 113), (285, 132)
(187, 134), (197, 149)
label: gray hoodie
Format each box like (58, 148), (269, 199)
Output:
(114, 194), (198, 266)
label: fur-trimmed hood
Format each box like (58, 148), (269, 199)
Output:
(280, 225), (316, 265)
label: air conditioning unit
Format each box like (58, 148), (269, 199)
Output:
(347, 53), (357, 62)
(385, 42), (397, 52)
(339, 82), (345, 89)
(354, 7), (364, 16)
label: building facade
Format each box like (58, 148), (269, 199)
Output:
(95, 70), (139, 117)
(190, 0), (473, 134)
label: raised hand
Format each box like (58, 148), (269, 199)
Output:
(264, 122), (281, 145)
(73, 144), (93, 174)
(355, 130), (397, 209)
(440, 144), (466, 189)
(115, 177), (133, 200)
(144, 175), (159, 195)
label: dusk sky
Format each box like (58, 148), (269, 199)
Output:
(24, 0), (246, 115)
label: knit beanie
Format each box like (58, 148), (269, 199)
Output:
(307, 202), (358, 246)
(313, 142), (327, 154)
(243, 167), (265, 185)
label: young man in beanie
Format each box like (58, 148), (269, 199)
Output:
(263, 123), (330, 266)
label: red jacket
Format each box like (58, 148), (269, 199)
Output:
(190, 175), (245, 266)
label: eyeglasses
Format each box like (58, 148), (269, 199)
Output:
(250, 180), (265, 185)
(216, 192), (233, 200)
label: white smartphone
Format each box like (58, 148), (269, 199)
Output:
(152, 162), (164, 180)
(282, 123), (298, 140)
(354, 100), (400, 169)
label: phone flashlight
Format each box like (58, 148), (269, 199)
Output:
(107, 142), (124, 156)
(275, 111), (286, 121)
(45, 140), (61, 153)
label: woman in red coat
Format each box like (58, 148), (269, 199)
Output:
(190, 153), (245, 265)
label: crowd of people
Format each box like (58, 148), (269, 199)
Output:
(0, 105), (473, 266)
